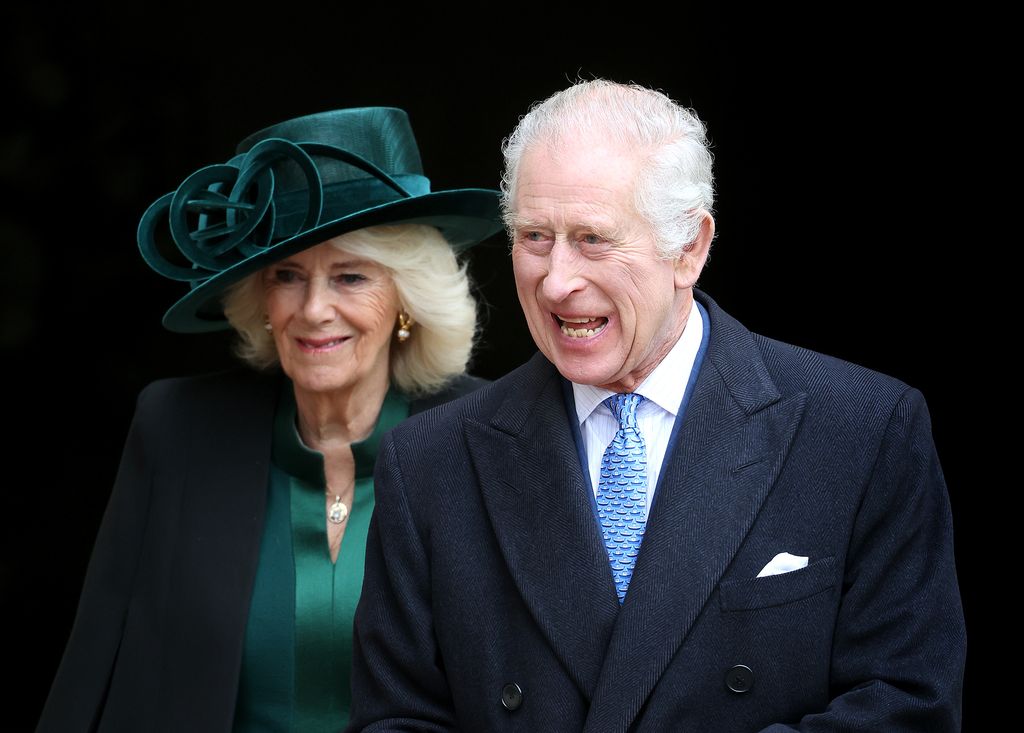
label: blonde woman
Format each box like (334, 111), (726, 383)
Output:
(37, 107), (503, 733)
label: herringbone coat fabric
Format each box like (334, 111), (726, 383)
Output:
(348, 290), (965, 732)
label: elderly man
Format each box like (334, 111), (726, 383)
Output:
(348, 80), (965, 732)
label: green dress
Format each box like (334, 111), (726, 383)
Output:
(232, 382), (409, 732)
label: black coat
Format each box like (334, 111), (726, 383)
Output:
(348, 291), (965, 732)
(36, 368), (485, 733)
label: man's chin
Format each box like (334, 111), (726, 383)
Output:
(552, 361), (616, 389)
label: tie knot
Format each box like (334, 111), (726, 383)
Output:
(606, 393), (644, 429)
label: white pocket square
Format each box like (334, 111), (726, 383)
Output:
(757, 552), (809, 578)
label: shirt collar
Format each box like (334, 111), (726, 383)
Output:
(272, 379), (410, 482)
(572, 298), (704, 424)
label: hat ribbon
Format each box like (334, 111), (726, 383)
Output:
(137, 138), (418, 282)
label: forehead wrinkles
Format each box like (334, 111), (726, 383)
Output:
(516, 138), (642, 219)
(517, 189), (617, 227)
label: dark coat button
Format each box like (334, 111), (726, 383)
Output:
(725, 664), (754, 693)
(501, 682), (523, 710)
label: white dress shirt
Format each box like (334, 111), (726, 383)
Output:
(572, 299), (704, 518)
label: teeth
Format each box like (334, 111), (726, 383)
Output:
(561, 317), (595, 324)
(560, 320), (607, 338)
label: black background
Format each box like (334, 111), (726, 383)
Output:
(5, 4), (985, 730)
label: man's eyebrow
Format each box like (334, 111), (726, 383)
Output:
(508, 217), (621, 239)
(573, 222), (622, 240)
(507, 215), (547, 230)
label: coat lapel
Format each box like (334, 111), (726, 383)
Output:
(466, 353), (620, 700)
(159, 371), (279, 729)
(154, 371), (478, 727)
(585, 294), (807, 732)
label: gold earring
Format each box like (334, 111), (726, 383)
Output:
(396, 312), (413, 342)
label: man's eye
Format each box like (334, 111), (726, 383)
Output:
(515, 229), (552, 253)
(582, 234), (601, 245)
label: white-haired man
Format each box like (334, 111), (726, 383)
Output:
(348, 80), (965, 732)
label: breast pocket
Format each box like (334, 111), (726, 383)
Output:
(718, 556), (838, 612)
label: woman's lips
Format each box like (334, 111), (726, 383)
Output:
(295, 336), (350, 352)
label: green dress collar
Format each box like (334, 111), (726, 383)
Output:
(259, 381), (409, 730)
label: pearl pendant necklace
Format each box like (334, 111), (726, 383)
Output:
(328, 494), (348, 524)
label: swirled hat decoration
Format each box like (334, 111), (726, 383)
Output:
(137, 107), (503, 333)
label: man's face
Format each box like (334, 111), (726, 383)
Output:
(510, 138), (697, 392)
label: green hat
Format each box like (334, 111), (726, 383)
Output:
(138, 107), (503, 333)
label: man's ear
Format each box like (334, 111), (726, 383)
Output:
(674, 211), (715, 289)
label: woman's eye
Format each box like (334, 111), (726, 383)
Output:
(582, 234), (601, 245)
(272, 269), (300, 283)
(336, 273), (366, 285)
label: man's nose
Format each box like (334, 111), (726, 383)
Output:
(540, 240), (585, 303)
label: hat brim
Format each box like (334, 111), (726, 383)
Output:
(160, 188), (504, 333)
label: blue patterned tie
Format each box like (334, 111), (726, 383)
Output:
(596, 393), (648, 603)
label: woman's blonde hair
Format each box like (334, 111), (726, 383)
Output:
(222, 224), (478, 397)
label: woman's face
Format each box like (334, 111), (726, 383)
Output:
(262, 238), (400, 397)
